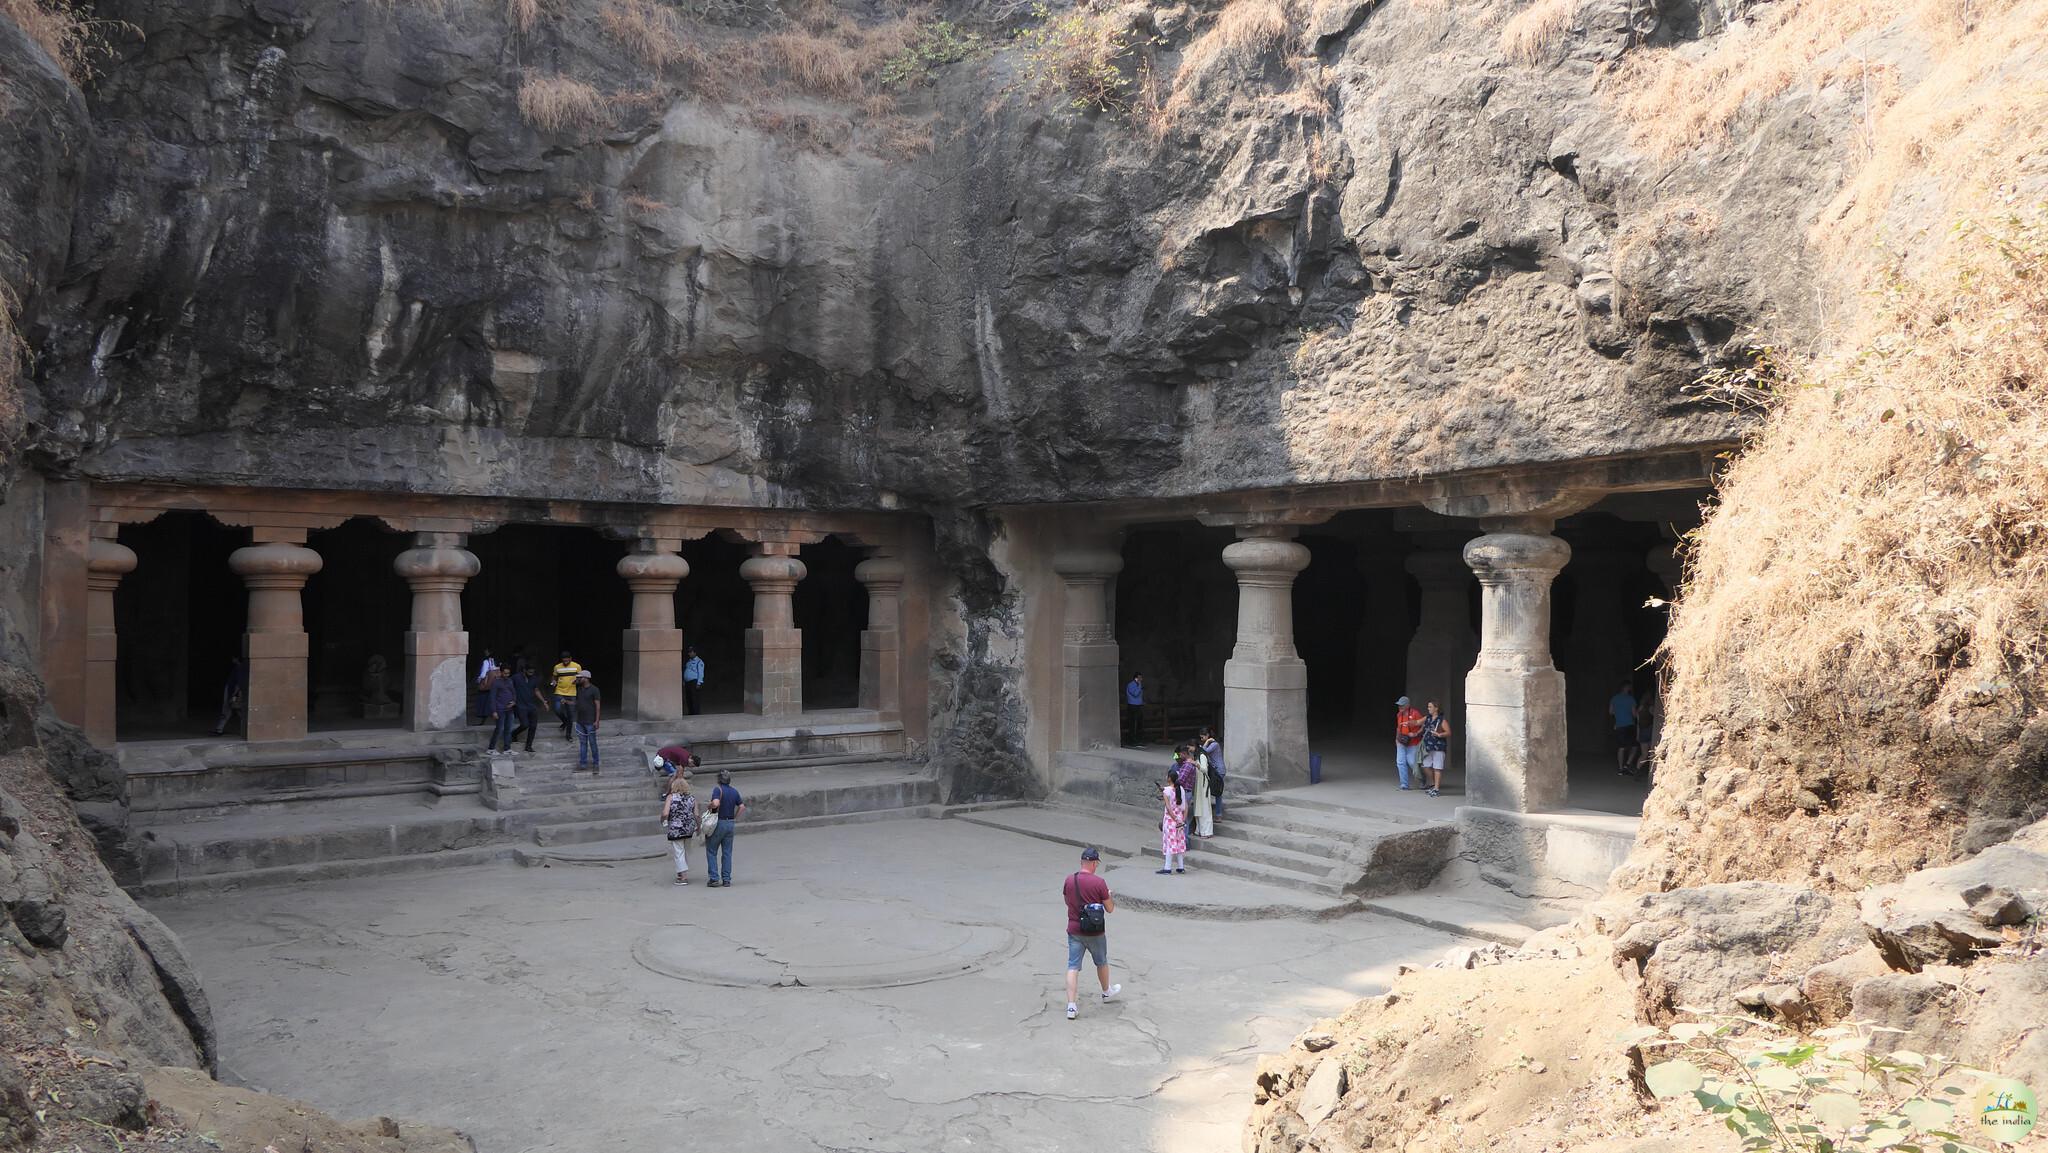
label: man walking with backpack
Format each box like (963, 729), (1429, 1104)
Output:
(1062, 847), (1120, 1020)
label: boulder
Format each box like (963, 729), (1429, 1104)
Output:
(1296, 1056), (1348, 1130)
(1858, 825), (2048, 971)
(1602, 882), (1865, 1022)
(1799, 944), (1890, 1025)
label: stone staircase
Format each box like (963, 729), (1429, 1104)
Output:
(1148, 794), (1457, 897)
(127, 744), (937, 896)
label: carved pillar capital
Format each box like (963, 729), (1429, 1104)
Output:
(393, 533), (477, 731)
(86, 539), (138, 591)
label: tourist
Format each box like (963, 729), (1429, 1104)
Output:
(1062, 847), (1120, 1020)
(1158, 773), (1189, 874)
(211, 657), (247, 736)
(510, 660), (543, 753)
(661, 773), (700, 886)
(1420, 700), (1452, 798)
(683, 646), (706, 715)
(471, 647), (498, 725)
(704, 768), (746, 887)
(1610, 680), (1640, 776)
(1123, 674), (1145, 747)
(1171, 744), (1198, 803)
(656, 742), (698, 776)
(486, 667), (518, 754)
(1192, 736), (1214, 839)
(573, 669), (603, 773)
(1199, 725), (1225, 819)
(1394, 695), (1425, 790)
(550, 650), (582, 741)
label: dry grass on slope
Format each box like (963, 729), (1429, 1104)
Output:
(516, 73), (610, 133)
(1498, 0), (1578, 63)
(1622, 204), (2048, 893)
(1, 0), (115, 81)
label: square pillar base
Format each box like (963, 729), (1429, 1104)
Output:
(244, 630), (311, 743)
(744, 627), (803, 716)
(403, 630), (470, 732)
(1464, 666), (1568, 812)
(1061, 641), (1121, 751)
(622, 628), (685, 720)
(859, 629), (901, 716)
(1223, 657), (1309, 788)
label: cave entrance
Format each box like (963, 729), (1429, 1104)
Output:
(678, 535), (751, 715)
(114, 511), (249, 739)
(1294, 511), (1422, 779)
(302, 517), (409, 731)
(463, 524), (630, 713)
(795, 537), (867, 711)
(1114, 521), (1236, 747)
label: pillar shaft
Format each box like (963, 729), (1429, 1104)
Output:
(84, 538), (137, 748)
(230, 538), (323, 742)
(741, 543), (806, 715)
(855, 554), (905, 717)
(1221, 529), (1312, 789)
(1053, 546), (1123, 750)
(1463, 530), (1571, 811)
(619, 544), (689, 720)
(1404, 547), (1477, 769)
(394, 533), (480, 732)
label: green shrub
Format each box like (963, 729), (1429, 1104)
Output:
(880, 19), (989, 88)
(1012, 1), (1135, 112)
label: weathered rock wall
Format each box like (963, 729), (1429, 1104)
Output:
(12, 0), (1799, 511)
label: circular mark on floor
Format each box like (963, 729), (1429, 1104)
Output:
(631, 916), (1025, 989)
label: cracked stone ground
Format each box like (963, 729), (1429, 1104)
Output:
(148, 819), (1461, 1152)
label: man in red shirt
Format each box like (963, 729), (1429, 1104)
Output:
(1062, 847), (1121, 1020)
(1394, 695), (1425, 791)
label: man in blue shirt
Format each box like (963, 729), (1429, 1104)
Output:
(1124, 674), (1145, 747)
(683, 646), (706, 715)
(1609, 680), (1641, 776)
(704, 769), (746, 887)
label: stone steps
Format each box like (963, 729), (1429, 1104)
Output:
(1188, 830), (1339, 876)
(529, 772), (941, 847)
(1139, 843), (1347, 895)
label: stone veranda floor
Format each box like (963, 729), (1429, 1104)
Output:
(148, 818), (1472, 1153)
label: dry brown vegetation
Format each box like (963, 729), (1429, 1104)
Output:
(599, 0), (691, 70)
(1, 0), (114, 82)
(516, 73), (610, 133)
(1497, 0), (1578, 64)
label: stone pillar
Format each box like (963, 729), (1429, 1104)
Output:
(618, 542), (689, 720)
(1404, 547), (1478, 767)
(1561, 547), (1641, 754)
(1463, 528), (1571, 812)
(229, 535), (323, 742)
(741, 542), (806, 716)
(1222, 528), (1312, 788)
(854, 553), (905, 717)
(394, 533), (480, 732)
(1053, 545), (1123, 750)
(83, 536), (137, 748)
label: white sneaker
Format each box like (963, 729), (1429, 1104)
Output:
(1101, 984), (1121, 1002)
(1065, 1003), (1078, 1020)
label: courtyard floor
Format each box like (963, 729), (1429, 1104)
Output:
(148, 817), (1468, 1153)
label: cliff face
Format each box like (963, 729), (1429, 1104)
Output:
(8, 0), (1818, 511)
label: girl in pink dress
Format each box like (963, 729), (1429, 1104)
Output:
(1158, 776), (1189, 874)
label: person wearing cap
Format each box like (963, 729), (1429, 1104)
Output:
(1393, 695), (1426, 791)
(1061, 847), (1120, 1020)
(703, 768), (745, 887)
(572, 668), (603, 773)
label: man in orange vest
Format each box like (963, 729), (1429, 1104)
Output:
(1394, 695), (1426, 791)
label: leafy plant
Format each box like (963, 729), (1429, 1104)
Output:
(1633, 1012), (2004, 1153)
(879, 19), (989, 88)
(1012, 1), (1135, 112)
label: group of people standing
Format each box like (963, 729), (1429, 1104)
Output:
(658, 760), (746, 887)
(1156, 726), (1225, 873)
(471, 644), (711, 771)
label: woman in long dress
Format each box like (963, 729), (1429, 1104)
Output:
(1157, 776), (1188, 874)
(1193, 741), (1215, 839)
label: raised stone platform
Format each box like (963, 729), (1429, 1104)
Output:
(119, 708), (906, 817)
(1453, 804), (1640, 899)
(127, 761), (938, 897)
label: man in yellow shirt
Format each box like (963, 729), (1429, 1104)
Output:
(550, 651), (582, 742)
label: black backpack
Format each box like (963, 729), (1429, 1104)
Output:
(1069, 873), (1106, 935)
